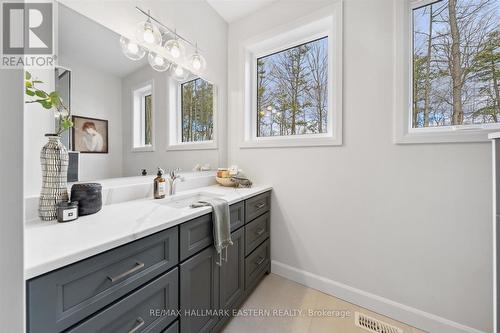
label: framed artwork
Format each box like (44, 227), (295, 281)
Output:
(71, 116), (109, 154)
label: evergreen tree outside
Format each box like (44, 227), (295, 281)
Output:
(181, 78), (214, 142)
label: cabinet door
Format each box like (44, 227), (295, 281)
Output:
(219, 228), (245, 312)
(180, 246), (220, 333)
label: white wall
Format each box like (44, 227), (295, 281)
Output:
(228, 0), (493, 332)
(59, 54), (123, 181)
(0, 70), (25, 332)
(121, 65), (219, 175)
(60, 0), (228, 169)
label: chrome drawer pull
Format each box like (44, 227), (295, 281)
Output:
(255, 256), (265, 266)
(128, 317), (145, 333)
(255, 202), (266, 209)
(108, 261), (145, 283)
(255, 228), (265, 236)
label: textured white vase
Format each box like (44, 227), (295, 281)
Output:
(38, 134), (69, 221)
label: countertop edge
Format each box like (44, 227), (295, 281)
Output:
(24, 185), (272, 280)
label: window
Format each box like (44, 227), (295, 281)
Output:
(181, 78), (214, 142)
(395, 0), (499, 143)
(241, 5), (342, 148)
(132, 81), (154, 151)
(167, 77), (218, 151)
(257, 37), (328, 137)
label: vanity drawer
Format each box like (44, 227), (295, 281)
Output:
(245, 239), (270, 290)
(180, 214), (213, 261)
(245, 212), (270, 256)
(230, 201), (245, 232)
(67, 268), (179, 333)
(245, 192), (271, 222)
(27, 227), (178, 333)
(180, 203), (245, 261)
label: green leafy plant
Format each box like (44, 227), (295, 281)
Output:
(25, 71), (73, 135)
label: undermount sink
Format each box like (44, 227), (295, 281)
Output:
(157, 192), (223, 209)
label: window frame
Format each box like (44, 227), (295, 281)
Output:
(131, 80), (155, 152)
(240, 2), (343, 148)
(167, 76), (218, 151)
(394, 0), (500, 144)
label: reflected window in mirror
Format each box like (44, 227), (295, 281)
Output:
(167, 77), (217, 151)
(181, 78), (214, 142)
(132, 81), (154, 152)
(55, 67), (71, 149)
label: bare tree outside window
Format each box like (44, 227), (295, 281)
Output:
(257, 37), (328, 137)
(181, 78), (214, 142)
(412, 0), (499, 128)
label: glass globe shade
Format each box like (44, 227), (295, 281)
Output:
(120, 36), (146, 60)
(190, 52), (206, 72)
(135, 20), (161, 46)
(148, 52), (170, 72)
(165, 38), (185, 59)
(172, 64), (189, 80)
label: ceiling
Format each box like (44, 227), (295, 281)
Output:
(206, 0), (278, 23)
(58, 4), (147, 78)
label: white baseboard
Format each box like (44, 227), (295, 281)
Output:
(271, 260), (487, 333)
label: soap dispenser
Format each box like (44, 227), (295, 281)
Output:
(154, 167), (166, 199)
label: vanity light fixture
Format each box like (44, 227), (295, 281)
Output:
(119, 7), (208, 79)
(148, 51), (170, 72)
(120, 36), (146, 60)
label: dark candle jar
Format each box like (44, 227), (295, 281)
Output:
(70, 183), (102, 216)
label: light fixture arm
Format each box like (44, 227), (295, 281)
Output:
(135, 6), (202, 51)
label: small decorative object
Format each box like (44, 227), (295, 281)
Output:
(154, 168), (166, 199)
(216, 177), (237, 187)
(71, 116), (109, 153)
(56, 201), (79, 223)
(70, 183), (103, 216)
(25, 71), (74, 221)
(217, 168), (230, 178)
(39, 135), (70, 220)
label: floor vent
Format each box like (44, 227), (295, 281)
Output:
(355, 312), (404, 333)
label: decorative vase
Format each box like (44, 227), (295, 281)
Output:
(39, 134), (69, 221)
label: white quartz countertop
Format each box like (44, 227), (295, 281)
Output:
(24, 184), (272, 280)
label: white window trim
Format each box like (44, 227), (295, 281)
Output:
(240, 1), (343, 149)
(131, 80), (155, 152)
(167, 77), (218, 151)
(394, 0), (499, 144)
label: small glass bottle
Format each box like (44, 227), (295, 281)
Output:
(154, 168), (166, 199)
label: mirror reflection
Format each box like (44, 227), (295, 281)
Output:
(57, 4), (218, 183)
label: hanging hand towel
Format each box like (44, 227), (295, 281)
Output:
(190, 197), (233, 265)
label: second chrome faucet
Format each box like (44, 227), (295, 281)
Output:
(166, 169), (184, 195)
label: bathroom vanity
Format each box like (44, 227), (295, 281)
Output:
(25, 187), (271, 333)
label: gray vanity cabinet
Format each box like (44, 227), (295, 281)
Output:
(219, 227), (245, 311)
(180, 246), (220, 333)
(26, 191), (271, 333)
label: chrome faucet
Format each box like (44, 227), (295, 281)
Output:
(166, 169), (184, 195)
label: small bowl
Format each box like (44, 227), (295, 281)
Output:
(216, 177), (237, 187)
